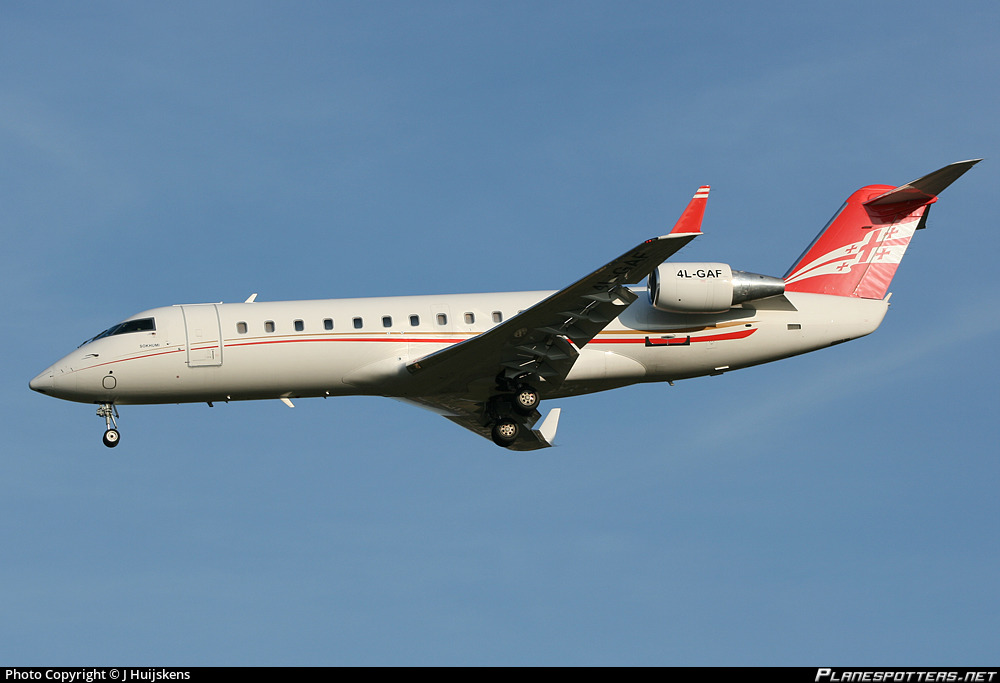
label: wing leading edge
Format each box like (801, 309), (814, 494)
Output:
(402, 186), (710, 448)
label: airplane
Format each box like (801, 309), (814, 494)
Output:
(29, 160), (980, 450)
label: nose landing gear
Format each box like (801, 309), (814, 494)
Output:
(97, 403), (120, 448)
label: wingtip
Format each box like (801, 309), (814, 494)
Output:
(656, 231), (703, 240)
(534, 407), (561, 446)
(669, 185), (711, 235)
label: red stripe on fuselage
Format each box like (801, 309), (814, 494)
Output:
(73, 327), (757, 374)
(590, 328), (756, 344)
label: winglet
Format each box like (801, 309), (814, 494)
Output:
(532, 407), (561, 446)
(669, 186), (710, 235)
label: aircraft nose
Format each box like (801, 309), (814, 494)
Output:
(29, 369), (54, 394)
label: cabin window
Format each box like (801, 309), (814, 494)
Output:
(436, 313), (447, 326)
(324, 318), (334, 330)
(409, 314), (420, 327)
(294, 319), (304, 332)
(264, 321), (275, 333)
(492, 311), (503, 323)
(236, 322), (248, 334)
(787, 323), (802, 330)
(382, 316), (392, 328)
(353, 317), (363, 329)
(464, 312), (475, 324)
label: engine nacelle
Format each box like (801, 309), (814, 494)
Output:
(648, 262), (785, 313)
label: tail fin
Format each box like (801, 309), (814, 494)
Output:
(784, 160), (980, 298)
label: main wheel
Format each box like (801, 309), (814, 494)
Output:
(512, 385), (539, 415)
(102, 429), (120, 448)
(491, 419), (519, 448)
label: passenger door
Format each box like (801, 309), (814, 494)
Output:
(180, 304), (223, 367)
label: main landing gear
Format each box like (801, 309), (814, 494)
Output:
(97, 403), (120, 448)
(488, 382), (540, 448)
(513, 384), (540, 415)
(491, 418), (520, 448)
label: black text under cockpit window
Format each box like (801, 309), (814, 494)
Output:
(81, 318), (156, 346)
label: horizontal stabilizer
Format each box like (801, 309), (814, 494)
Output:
(864, 159), (981, 218)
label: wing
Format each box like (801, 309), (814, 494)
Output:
(405, 186), (710, 400)
(398, 396), (562, 451)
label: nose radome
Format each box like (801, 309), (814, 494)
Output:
(29, 370), (53, 393)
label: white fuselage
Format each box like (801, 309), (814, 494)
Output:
(30, 289), (888, 406)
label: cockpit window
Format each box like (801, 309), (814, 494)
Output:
(80, 317), (156, 346)
(114, 318), (156, 335)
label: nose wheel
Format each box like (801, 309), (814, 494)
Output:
(96, 403), (121, 448)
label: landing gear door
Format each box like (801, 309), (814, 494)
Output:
(180, 304), (223, 367)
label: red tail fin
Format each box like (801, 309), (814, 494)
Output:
(784, 160), (980, 298)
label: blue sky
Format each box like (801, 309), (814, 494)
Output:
(3, 1), (998, 665)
